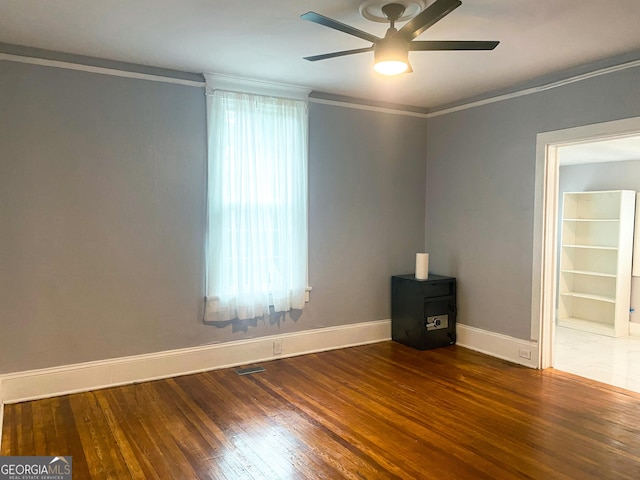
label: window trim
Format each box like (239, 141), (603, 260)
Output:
(203, 73), (312, 306)
(204, 73), (311, 101)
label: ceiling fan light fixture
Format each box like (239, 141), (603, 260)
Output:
(374, 59), (409, 75)
(373, 36), (410, 75)
(302, 0), (499, 75)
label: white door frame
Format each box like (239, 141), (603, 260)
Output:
(532, 116), (640, 369)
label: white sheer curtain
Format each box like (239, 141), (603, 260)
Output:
(205, 90), (308, 322)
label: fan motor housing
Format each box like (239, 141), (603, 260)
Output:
(374, 35), (410, 63)
(360, 0), (427, 23)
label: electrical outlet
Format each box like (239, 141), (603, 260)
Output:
(518, 348), (531, 360)
(273, 340), (282, 355)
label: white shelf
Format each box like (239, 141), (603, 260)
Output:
(558, 190), (635, 337)
(561, 269), (616, 278)
(562, 244), (618, 251)
(563, 218), (620, 222)
(557, 317), (618, 337)
(560, 292), (615, 303)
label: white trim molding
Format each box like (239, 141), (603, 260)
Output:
(3, 50), (639, 117)
(309, 97), (430, 119)
(427, 58), (640, 118)
(204, 73), (311, 100)
(456, 323), (539, 369)
(0, 320), (391, 405)
(533, 117), (640, 369)
(0, 320), (541, 449)
(0, 53), (205, 88)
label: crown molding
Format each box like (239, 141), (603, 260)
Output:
(309, 96), (429, 118)
(427, 58), (640, 118)
(204, 73), (311, 101)
(0, 53), (205, 87)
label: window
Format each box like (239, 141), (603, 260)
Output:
(204, 78), (309, 322)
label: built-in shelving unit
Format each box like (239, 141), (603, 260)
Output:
(558, 190), (636, 337)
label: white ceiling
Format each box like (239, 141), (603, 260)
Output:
(559, 136), (640, 166)
(1, 0), (640, 110)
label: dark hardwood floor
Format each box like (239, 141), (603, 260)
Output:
(3, 341), (640, 479)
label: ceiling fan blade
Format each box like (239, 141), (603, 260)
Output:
(410, 40), (499, 51)
(301, 12), (380, 44)
(303, 47), (374, 62)
(398, 0), (462, 41)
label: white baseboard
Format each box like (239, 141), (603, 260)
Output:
(456, 323), (539, 368)
(0, 319), (539, 450)
(0, 319), (391, 405)
(630, 322), (640, 336)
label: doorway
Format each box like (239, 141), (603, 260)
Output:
(533, 117), (640, 387)
(554, 140), (640, 391)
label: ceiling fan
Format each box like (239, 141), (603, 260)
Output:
(301, 0), (499, 75)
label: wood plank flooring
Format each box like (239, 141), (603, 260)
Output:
(3, 341), (640, 479)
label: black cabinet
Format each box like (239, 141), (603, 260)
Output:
(391, 274), (456, 350)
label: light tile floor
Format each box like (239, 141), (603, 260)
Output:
(554, 326), (640, 393)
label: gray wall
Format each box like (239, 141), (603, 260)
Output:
(425, 66), (640, 340)
(0, 60), (427, 373)
(307, 103), (427, 331)
(559, 160), (640, 324)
